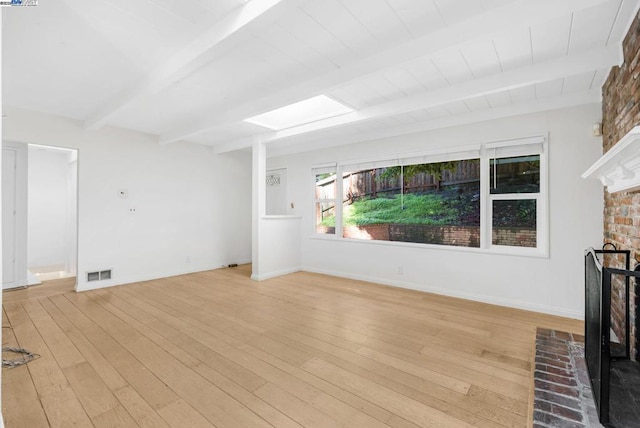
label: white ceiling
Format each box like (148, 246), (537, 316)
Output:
(3, 0), (639, 156)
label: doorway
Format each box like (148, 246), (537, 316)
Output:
(27, 144), (78, 283)
(1, 142), (78, 289)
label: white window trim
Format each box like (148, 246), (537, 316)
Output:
(483, 136), (548, 257)
(311, 136), (549, 258)
(312, 165), (339, 239)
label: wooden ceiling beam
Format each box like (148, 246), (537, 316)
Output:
(83, 0), (291, 130)
(211, 45), (620, 153)
(161, 0), (611, 145)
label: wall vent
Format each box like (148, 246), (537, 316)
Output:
(87, 269), (112, 282)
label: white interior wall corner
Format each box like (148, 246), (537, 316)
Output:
(2, 107), (252, 292)
(274, 103), (604, 319)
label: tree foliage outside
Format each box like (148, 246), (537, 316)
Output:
(378, 161), (460, 182)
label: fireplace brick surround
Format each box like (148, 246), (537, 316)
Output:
(602, 10), (640, 360)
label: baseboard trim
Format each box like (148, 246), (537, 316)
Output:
(251, 266), (301, 281)
(302, 266), (583, 320)
(75, 263), (231, 292)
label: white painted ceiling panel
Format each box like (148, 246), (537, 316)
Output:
(593, 68), (614, 89)
(389, 113), (419, 125)
(98, 0), (199, 33)
(509, 86), (537, 104)
(530, 15), (572, 63)
(3, 1), (146, 119)
(148, 0), (215, 25)
(423, 105), (452, 119)
(479, 0), (514, 10)
(257, 25), (336, 74)
(562, 72), (599, 94)
(300, 0), (375, 59)
(484, 91), (512, 108)
(492, 27), (532, 71)
(383, 68), (427, 97)
(430, 50), (474, 85)
(4, 0), (636, 155)
(338, 0), (413, 49)
(345, 76), (397, 106)
(535, 79), (565, 99)
(460, 39), (503, 78)
(385, 0), (447, 37)
(432, 0), (486, 25)
(276, 7), (353, 68)
(569, 0), (623, 52)
(444, 101), (471, 115)
(404, 59), (451, 91)
(327, 87), (371, 110)
(62, 0), (196, 68)
(464, 96), (491, 112)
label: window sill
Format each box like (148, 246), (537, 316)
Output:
(261, 215), (302, 220)
(308, 234), (549, 258)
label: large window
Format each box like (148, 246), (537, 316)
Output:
(341, 158), (480, 247)
(312, 137), (547, 255)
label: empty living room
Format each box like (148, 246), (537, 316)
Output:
(2, 0), (640, 427)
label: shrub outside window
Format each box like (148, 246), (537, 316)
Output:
(340, 159), (480, 247)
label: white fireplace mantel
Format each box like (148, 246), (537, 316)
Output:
(582, 126), (640, 193)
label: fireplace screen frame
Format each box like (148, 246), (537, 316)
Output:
(584, 248), (638, 425)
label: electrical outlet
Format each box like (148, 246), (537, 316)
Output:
(397, 265), (403, 275)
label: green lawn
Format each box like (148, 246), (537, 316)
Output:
(321, 192), (480, 227)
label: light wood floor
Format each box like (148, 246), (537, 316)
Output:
(2, 266), (583, 427)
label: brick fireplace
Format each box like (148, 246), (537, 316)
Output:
(602, 10), (640, 361)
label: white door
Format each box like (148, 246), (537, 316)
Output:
(2, 148), (17, 287)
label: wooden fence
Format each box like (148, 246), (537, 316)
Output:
(341, 160), (480, 200)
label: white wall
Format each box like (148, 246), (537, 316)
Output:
(271, 104), (604, 319)
(27, 146), (76, 273)
(252, 143), (301, 280)
(3, 107), (252, 291)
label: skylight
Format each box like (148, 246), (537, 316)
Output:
(244, 95), (353, 131)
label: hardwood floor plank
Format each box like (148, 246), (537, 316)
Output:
(91, 405), (139, 428)
(65, 291), (272, 428)
(302, 357), (474, 428)
(253, 382), (342, 428)
(21, 299), (86, 369)
(112, 387), (171, 428)
(4, 302), (93, 428)
(3, 267), (586, 428)
(47, 294), (179, 410)
(156, 399), (215, 428)
(38, 387), (94, 428)
(62, 361), (121, 418)
(1, 324), (50, 428)
(39, 297), (129, 392)
(237, 344), (392, 427)
(91, 289), (301, 428)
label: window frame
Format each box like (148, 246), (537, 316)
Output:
(311, 136), (549, 257)
(312, 164), (339, 237)
(483, 137), (548, 257)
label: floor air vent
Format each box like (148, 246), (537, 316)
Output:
(87, 270), (112, 282)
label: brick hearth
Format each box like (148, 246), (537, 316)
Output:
(533, 329), (602, 428)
